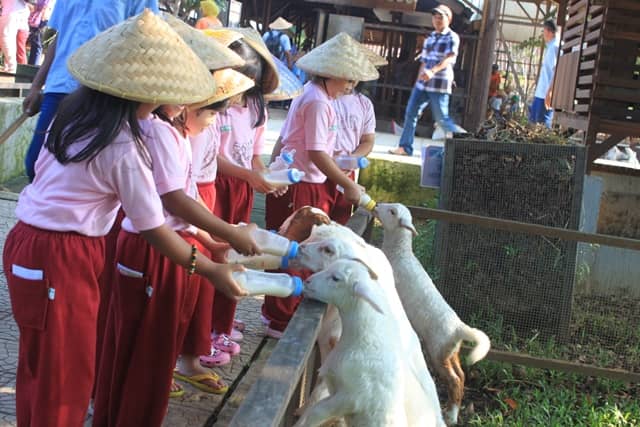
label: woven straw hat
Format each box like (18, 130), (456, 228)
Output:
(269, 17), (293, 30)
(190, 68), (255, 109)
(227, 27), (279, 94)
(68, 9), (216, 105)
(265, 55), (303, 102)
(296, 33), (379, 81)
(202, 28), (243, 47)
(361, 46), (388, 67)
(162, 13), (243, 70)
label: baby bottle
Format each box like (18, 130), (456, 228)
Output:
(233, 270), (303, 298)
(263, 168), (305, 185)
(336, 186), (377, 212)
(335, 155), (370, 170)
(236, 225), (299, 258)
(269, 149), (296, 171)
(225, 252), (290, 270)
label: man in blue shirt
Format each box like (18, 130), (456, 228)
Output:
(390, 4), (460, 156)
(529, 19), (559, 128)
(262, 16), (293, 69)
(22, 0), (159, 181)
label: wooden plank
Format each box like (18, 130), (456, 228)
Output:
(568, 0), (588, 15)
(594, 85), (640, 103)
(554, 111), (589, 130)
(566, 8), (587, 28)
(408, 207), (640, 251)
(591, 162), (640, 177)
(564, 24), (584, 40)
(578, 74), (593, 85)
(575, 89), (591, 99)
(582, 44), (599, 57)
(229, 299), (326, 427)
(580, 59), (595, 71)
(561, 37), (581, 51)
(477, 348), (640, 383)
(584, 28), (601, 43)
(575, 103), (590, 113)
(599, 119), (640, 137)
(603, 30), (640, 42)
(586, 13), (603, 30)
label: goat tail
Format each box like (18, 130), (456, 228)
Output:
(457, 324), (491, 365)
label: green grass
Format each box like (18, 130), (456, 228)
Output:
(388, 202), (640, 425)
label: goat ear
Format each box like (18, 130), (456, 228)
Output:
(399, 217), (418, 237)
(346, 257), (378, 281)
(353, 281), (385, 314)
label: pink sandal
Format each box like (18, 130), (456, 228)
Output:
(200, 348), (231, 367)
(233, 319), (246, 332)
(211, 333), (241, 356)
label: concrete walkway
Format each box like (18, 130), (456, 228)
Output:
(0, 108), (433, 426)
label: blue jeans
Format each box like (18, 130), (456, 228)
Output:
(528, 96), (553, 128)
(398, 87), (456, 155)
(25, 92), (67, 181)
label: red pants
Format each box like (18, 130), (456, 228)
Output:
(94, 209), (124, 396)
(262, 182), (334, 331)
(2, 222), (104, 427)
(325, 171), (356, 225)
(212, 174), (253, 335)
(92, 231), (202, 427)
(181, 182), (218, 356)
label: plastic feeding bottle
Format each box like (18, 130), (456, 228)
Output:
(233, 270), (303, 298)
(335, 155), (370, 170)
(269, 149), (296, 171)
(336, 186), (377, 212)
(226, 252), (290, 270)
(236, 224), (300, 258)
(263, 168), (305, 185)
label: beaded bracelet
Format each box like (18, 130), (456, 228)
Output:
(188, 244), (197, 275)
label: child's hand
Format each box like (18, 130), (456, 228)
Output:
(206, 241), (231, 263)
(247, 170), (278, 194)
(344, 181), (364, 205)
(206, 263), (247, 299)
(229, 223), (261, 256)
(271, 185), (289, 197)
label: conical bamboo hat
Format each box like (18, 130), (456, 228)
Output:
(162, 12), (244, 70)
(67, 9), (217, 104)
(296, 32), (379, 81)
(191, 68), (255, 109)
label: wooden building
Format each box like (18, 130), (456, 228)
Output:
(553, 0), (640, 170)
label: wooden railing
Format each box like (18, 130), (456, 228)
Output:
(229, 299), (326, 427)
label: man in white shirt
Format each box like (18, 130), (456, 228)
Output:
(529, 19), (559, 128)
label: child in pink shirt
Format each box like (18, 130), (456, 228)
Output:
(93, 72), (259, 427)
(328, 89), (376, 224)
(211, 30), (282, 351)
(2, 11), (245, 427)
(262, 33), (379, 336)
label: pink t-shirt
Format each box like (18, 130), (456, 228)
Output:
(16, 118), (165, 236)
(216, 103), (266, 169)
(280, 82), (337, 183)
(332, 92), (376, 155)
(190, 123), (219, 184)
(121, 117), (196, 234)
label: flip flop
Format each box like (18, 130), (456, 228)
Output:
(173, 371), (229, 395)
(169, 380), (184, 398)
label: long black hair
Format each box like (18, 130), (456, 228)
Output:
(228, 39), (266, 128)
(46, 86), (150, 166)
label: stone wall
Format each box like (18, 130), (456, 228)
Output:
(0, 99), (36, 183)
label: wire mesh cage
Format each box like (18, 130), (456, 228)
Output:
(435, 140), (587, 341)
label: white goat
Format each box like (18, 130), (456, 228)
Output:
(295, 222), (445, 427)
(295, 259), (407, 427)
(375, 203), (491, 426)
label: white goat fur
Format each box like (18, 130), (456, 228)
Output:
(297, 222), (445, 427)
(376, 203), (491, 425)
(295, 259), (407, 427)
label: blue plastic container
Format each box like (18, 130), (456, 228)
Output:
(420, 145), (444, 188)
